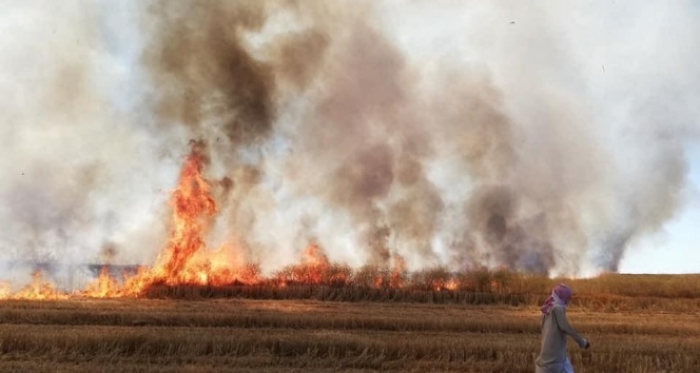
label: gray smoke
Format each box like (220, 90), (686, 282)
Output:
(0, 0), (698, 280)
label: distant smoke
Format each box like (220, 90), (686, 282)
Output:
(0, 0), (698, 279)
(144, 1), (276, 145)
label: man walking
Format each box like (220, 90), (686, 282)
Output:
(535, 283), (590, 373)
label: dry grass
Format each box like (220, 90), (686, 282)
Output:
(0, 296), (698, 373)
(138, 271), (700, 313)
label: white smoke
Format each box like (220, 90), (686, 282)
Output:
(0, 1), (180, 271)
(0, 0), (697, 282)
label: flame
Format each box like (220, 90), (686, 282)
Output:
(83, 141), (257, 298)
(297, 244), (332, 284)
(115, 141), (256, 294)
(84, 267), (121, 298)
(153, 141), (217, 283)
(1, 142), (471, 299)
(277, 244), (341, 285)
(369, 254), (406, 289)
(0, 282), (11, 299)
(444, 278), (459, 291)
(389, 255), (406, 289)
(1, 271), (68, 300)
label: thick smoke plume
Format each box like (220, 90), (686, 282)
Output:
(0, 0), (698, 282)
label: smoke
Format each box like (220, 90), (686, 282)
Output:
(143, 1), (276, 145)
(0, 1), (175, 272)
(0, 0), (698, 279)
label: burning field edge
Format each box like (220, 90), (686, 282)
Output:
(6, 266), (700, 315)
(5, 143), (699, 307)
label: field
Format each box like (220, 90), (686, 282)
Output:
(0, 273), (699, 373)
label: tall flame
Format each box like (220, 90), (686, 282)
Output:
(2, 142), (461, 300)
(84, 141), (256, 298)
(153, 140), (217, 283)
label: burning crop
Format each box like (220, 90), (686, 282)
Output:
(83, 141), (263, 298)
(0, 1), (697, 301)
(0, 141), (442, 300)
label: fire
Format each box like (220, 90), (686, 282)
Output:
(370, 254), (406, 289)
(152, 140), (217, 283)
(0, 141), (471, 300)
(0, 282), (11, 299)
(444, 278), (459, 291)
(0, 271), (68, 300)
(84, 267), (121, 298)
(297, 244), (333, 284)
(82, 141), (257, 298)
(390, 255), (406, 289)
(276, 244), (351, 286)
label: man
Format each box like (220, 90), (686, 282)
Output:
(535, 283), (590, 373)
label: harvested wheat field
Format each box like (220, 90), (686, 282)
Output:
(1, 280), (699, 373)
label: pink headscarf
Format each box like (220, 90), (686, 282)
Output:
(541, 283), (573, 316)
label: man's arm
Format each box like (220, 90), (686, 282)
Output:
(552, 306), (588, 348)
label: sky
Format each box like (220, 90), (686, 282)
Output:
(619, 145), (700, 274)
(0, 1), (698, 277)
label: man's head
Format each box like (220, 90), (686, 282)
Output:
(553, 283), (573, 305)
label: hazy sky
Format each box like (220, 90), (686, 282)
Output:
(0, 1), (698, 276)
(379, 1), (700, 274)
(379, 1), (700, 273)
(619, 144), (700, 273)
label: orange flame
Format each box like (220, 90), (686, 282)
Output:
(444, 278), (459, 291)
(117, 141), (255, 294)
(1, 142), (469, 299)
(83, 141), (256, 298)
(84, 267), (121, 298)
(372, 254), (406, 289)
(297, 244), (331, 284)
(151, 141), (217, 283)
(390, 255), (406, 289)
(2, 271), (68, 300)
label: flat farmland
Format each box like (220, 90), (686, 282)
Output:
(0, 298), (698, 373)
